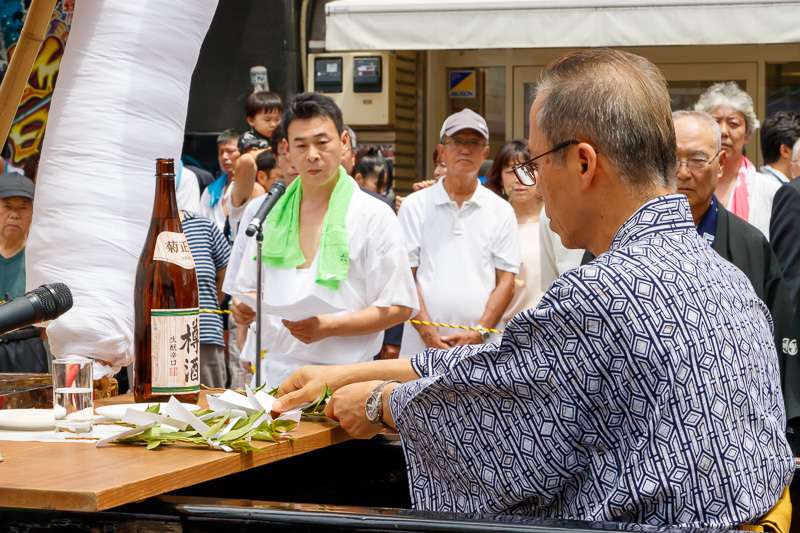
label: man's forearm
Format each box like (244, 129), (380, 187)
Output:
(231, 152), (258, 207)
(327, 305), (413, 337)
(477, 271), (515, 330)
(411, 287), (435, 335)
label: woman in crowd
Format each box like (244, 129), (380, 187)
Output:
(695, 82), (779, 238)
(353, 146), (389, 196)
(487, 139), (544, 322)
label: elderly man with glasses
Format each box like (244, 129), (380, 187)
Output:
(673, 110), (798, 452)
(273, 50), (793, 529)
(395, 108), (520, 357)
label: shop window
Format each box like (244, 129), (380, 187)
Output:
(766, 62), (800, 117)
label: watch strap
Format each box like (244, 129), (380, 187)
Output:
(366, 379), (401, 429)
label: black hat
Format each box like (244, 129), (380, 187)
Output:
(0, 173), (34, 200)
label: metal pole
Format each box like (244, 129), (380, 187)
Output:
(255, 229), (264, 389)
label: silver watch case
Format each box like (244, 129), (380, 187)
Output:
(365, 388), (382, 426)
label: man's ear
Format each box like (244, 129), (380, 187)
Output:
(282, 138), (290, 157)
(780, 143), (793, 161)
(574, 142), (598, 191)
(341, 129), (350, 150)
(354, 172), (364, 186)
(255, 170), (267, 188)
(717, 150), (727, 179)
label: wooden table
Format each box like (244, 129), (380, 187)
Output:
(0, 392), (349, 512)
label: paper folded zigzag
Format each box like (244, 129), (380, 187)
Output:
(96, 387), (307, 453)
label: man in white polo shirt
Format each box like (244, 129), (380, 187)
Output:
(398, 109), (520, 357)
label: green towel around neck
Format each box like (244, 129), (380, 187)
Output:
(260, 166), (355, 290)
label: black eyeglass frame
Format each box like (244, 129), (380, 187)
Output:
(511, 140), (579, 186)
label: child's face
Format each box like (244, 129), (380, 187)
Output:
(248, 109), (281, 138)
(362, 170), (382, 194)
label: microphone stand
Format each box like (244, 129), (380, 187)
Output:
(254, 226), (264, 389)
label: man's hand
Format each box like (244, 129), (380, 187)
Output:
(230, 297), (256, 327)
(282, 315), (333, 344)
(324, 380), (383, 439)
(420, 325), (450, 350)
(441, 330), (483, 347)
(380, 344), (400, 359)
(273, 364), (351, 412)
(412, 179), (435, 192)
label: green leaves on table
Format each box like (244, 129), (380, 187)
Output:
(266, 384), (332, 417)
(110, 409), (297, 453)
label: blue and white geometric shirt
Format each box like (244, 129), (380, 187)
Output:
(391, 194), (794, 528)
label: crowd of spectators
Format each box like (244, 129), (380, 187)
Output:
(2, 80), (799, 405)
(2, 58), (800, 528)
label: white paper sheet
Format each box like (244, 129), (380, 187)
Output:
(120, 409), (188, 431)
(164, 397), (211, 436)
(230, 292), (343, 322)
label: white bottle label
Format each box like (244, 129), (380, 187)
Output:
(153, 231), (195, 269)
(150, 308), (200, 395)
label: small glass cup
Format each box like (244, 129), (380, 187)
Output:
(52, 357), (94, 436)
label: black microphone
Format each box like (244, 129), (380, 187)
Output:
(0, 283), (73, 335)
(245, 180), (287, 237)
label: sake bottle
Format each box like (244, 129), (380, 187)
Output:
(133, 158), (200, 403)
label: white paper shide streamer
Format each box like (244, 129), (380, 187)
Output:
(26, 1), (218, 379)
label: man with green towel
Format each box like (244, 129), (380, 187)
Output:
(229, 92), (419, 388)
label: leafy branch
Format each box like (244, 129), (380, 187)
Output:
(266, 384), (332, 417)
(109, 408), (296, 453)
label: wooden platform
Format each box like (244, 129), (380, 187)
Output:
(0, 392), (349, 512)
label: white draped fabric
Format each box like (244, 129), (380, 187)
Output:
(26, 0), (218, 379)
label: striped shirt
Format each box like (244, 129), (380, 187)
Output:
(182, 211), (230, 346)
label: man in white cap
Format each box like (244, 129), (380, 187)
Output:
(397, 109), (520, 356)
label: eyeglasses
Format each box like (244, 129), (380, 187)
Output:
(676, 150), (722, 174)
(512, 140), (579, 186)
(443, 139), (487, 152)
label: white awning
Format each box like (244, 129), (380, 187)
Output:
(325, 0), (800, 51)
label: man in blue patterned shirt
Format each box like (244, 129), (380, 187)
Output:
(273, 49), (794, 528)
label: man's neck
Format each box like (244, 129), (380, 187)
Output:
(720, 153), (743, 185)
(442, 173), (479, 207)
(586, 186), (672, 256)
(690, 201), (708, 226)
(766, 161), (791, 180)
(300, 172), (339, 207)
(0, 236), (26, 259)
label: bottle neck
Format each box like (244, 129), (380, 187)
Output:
(152, 173), (179, 219)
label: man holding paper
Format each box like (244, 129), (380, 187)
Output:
(228, 92), (418, 388)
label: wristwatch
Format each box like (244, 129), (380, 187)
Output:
(476, 324), (491, 343)
(365, 380), (401, 429)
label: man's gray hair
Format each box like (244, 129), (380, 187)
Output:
(695, 82), (760, 136)
(793, 137), (800, 160)
(534, 49), (676, 195)
(344, 125), (357, 150)
(672, 110), (722, 153)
